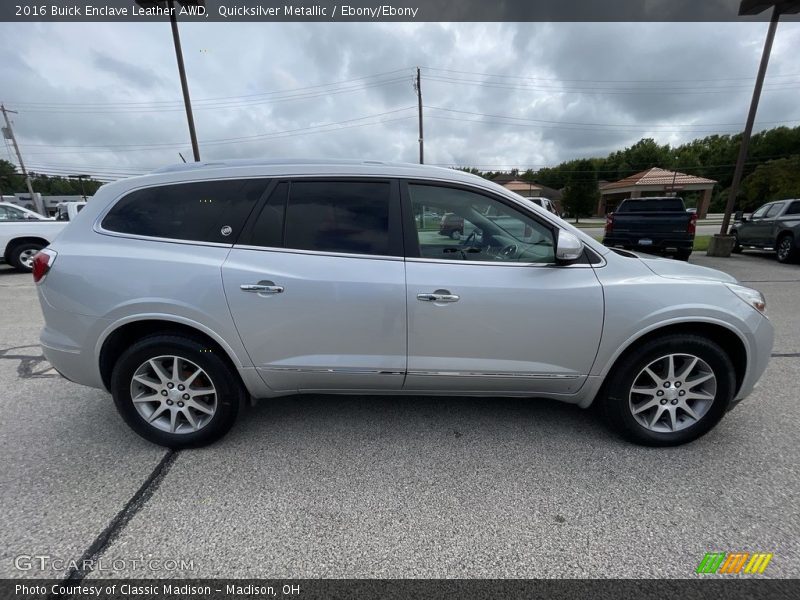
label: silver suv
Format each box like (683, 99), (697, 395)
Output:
(34, 160), (773, 448)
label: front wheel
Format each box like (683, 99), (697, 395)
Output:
(602, 334), (735, 446)
(110, 334), (244, 448)
(732, 231), (742, 254)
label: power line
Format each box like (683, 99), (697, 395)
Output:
(421, 66), (800, 85)
(8, 68), (415, 108)
(423, 74), (800, 96)
(425, 106), (800, 130)
(11, 76), (413, 114)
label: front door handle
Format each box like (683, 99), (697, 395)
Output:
(417, 290), (459, 303)
(241, 281), (284, 294)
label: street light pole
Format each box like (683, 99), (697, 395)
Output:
(168, 0), (200, 162)
(719, 5), (781, 235)
(135, 0), (203, 162)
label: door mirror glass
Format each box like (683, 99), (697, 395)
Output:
(734, 210), (744, 221)
(555, 230), (583, 263)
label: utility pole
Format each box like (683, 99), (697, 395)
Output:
(168, 0), (201, 162)
(415, 67), (424, 164)
(1, 104), (45, 216)
(719, 5), (780, 236)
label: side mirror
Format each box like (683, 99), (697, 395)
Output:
(734, 210), (744, 222)
(555, 230), (583, 264)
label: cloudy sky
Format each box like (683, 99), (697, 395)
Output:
(1, 21), (799, 180)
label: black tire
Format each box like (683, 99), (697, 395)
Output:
(732, 231), (743, 254)
(449, 229), (462, 240)
(110, 334), (244, 448)
(674, 248), (692, 261)
(602, 334), (736, 446)
(775, 233), (797, 264)
(8, 242), (45, 272)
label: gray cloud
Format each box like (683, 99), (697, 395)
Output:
(0, 21), (798, 178)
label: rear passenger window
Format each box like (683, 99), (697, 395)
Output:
(284, 181), (392, 256)
(785, 201), (800, 215)
(102, 179), (268, 243)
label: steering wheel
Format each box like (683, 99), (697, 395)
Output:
(500, 244), (518, 259)
(461, 230), (478, 247)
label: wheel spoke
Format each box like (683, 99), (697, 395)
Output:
(183, 408), (198, 430)
(680, 403), (699, 420)
(133, 374), (160, 390)
(148, 404), (167, 423)
(188, 400), (214, 415)
(667, 408), (677, 431)
(666, 355), (676, 380)
(684, 390), (714, 401)
(189, 386), (215, 398)
(631, 386), (658, 398)
(172, 356), (180, 381)
(644, 367), (663, 386)
(183, 367), (202, 387)
(678, 357), (699, 380)
(169, 408), (178, 433)
(632, 399), (660, 415)
(132, 393), (161, 404)
(149, 359), (171, 384)
(649, 406), (665, 428)
(686, 373), (714, 388)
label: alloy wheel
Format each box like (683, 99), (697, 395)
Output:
(129, 355), (217, 434)
(777, 237), (792, 262)
(628, 353), (716, 433)
(19, 249), (39, 269)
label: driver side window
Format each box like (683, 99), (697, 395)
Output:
(408, 184), (555, 264)
(751, 204), (770, 219)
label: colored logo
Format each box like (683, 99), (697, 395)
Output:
(696, 552), (773, 574)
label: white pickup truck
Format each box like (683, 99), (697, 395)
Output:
(0, 201), (67, 272)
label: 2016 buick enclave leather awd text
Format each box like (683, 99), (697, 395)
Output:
(33, 160), (773, 448)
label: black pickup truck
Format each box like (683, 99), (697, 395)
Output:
(603, 196), (697, 261)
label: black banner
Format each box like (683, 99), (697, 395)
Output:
(3, 579), (800, 600)
(4, 0), (800, 23)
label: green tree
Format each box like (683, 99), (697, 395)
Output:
(561, 159), (599, 223)
(741, 155), (800, 211)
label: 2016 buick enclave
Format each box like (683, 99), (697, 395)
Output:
(33, 159), (773, 448)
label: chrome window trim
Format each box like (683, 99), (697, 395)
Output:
(233, 244), (405, 262)
(405, 256), (599, 268)
(93, 228), (234, 248)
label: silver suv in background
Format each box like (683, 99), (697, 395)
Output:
(33, 160), (773, 448)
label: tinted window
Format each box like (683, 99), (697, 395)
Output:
(284, 181), (391, 256)
(409, 184), (555, 264)
(765, 202), (784, 218)
(103, 179), (267, 243)
(617, 198), (684, 212)
(247, 182), (287, 248)
(751, 204), (770, 218)
(786, 201), (800, 215)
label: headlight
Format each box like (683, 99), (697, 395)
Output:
(726, 283), (766, 314)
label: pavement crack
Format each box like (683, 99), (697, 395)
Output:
(53, 449), (179, 588)
(771, 352), (800, 358)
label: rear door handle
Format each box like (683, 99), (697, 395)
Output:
(240, 281), (284, 294)
(417, 290), (459, 303)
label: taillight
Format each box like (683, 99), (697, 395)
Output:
(32, 248), (57, 283)
(605, 214), (614, 233)
(688, 213), (698, 235)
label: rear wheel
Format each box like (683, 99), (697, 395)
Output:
(110, 334), (243, 448)
(602, 334), (735, 446)
(674, 248), (692, 261)
(8, 242), (45, 272)
(776, 234), (797, 264)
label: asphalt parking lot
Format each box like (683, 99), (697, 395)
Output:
(1, 251), (798, 579)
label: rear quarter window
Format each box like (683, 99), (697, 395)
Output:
(102, 179), (268, 243)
